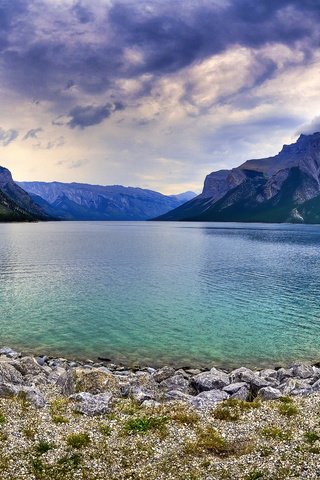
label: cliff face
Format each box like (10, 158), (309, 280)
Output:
(155, 132), (320, 223)
(0, 167), (49, 222)
(18, 181), (196, 221)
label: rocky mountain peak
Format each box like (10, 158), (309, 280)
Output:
(0, 166), (13, 186)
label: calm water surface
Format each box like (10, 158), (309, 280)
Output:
(1, 221), (320, 368)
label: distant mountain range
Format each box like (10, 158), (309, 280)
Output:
(156, 132), (320, 223)
(17, 181), (196, 221)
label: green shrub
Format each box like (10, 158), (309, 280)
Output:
(66, 433), (91, 449)
(304, 430), (320, 445)
(124, 416), (167, 434)
(278, 403), (299, 417)
(36, 440), (55, 454)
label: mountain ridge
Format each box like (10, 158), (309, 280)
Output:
(18, 181), (196, 221)
(155, 132), (320, 223)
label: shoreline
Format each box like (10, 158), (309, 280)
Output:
(1, 345), (320, 478)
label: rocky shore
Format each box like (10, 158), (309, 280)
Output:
(1, 346), (320, 479)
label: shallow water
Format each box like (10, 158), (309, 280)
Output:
(1, 221), (320, 368)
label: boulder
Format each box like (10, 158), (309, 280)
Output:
(190, 389), (229, 409)
(279, 378), (311, 395)
(192, 369), (229, 392)
(277, 367), (294, 383)
(223, 382), (248, 394)
(160, 374), (189, 393)
(0, 362), (24, 384)
(0, 382), (19, 398)
(165, 390), (194, 402)
(0, 347), (19, 359)
(130, 387), (155, 403)
(56, 370), (76, 395)
(20, 387), (46, 408)
(152, 366), (175, 383)
(70, 392), (113, 416)
(229, 367), (271, 393)
(258, 386), (282, 401)
(14, 357), (45, 376)
(292, 364), (315, 379)
(230, 385), (250, 401)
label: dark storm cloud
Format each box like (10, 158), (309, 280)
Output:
(0, 0), (319, 110)
(0, 128), (19, 146)
(55, 102), (125, 129)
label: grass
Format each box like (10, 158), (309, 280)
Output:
(160, 405), (200, 425)
(261, 426), (292, 441)
(52, 414), (69, 424)
(66, 433), (91, 449)
(0, 412), (6, 424)
(213, 398), (261, 422)
(245, 471), (264, 480)
(99, 424), (112, 436)
(36, 440), (56, 454)
(277, 402), (299, 417)
(304, 430), (320, 445)
(124, 416), (168, 435)
(184, 426), (254, 457)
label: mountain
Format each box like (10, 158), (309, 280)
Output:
(155, 132), (320, 223)
(18, 181), (197, 221)
(0, 167), (49, 222)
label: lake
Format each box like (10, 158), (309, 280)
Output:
(1, 221), (320, 368)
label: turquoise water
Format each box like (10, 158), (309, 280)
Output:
(1, 221), (320, 368)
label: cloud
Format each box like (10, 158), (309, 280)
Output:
(56, 102), (125, 129)
(0, 0), (319, 108)
(33, 136), (65, 150)
(0, 128), (19, 146)
(23, 128), (43, 140)
(56, 158), (89, 169)
(297, 116), (320, 135)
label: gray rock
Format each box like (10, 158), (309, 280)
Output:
(0, 362), (24, 384)
(0, 347), (19, 358)
(311, 378), (320, 390)
(56, 370), (76, 395)
(14, 357), (45, 376)
(160, 374), (189, 393)
(146, 367), (156, 374)
(258, 386), (282, 400)
(277, 367), (294, 383)
(259, 369), (278, 380)
(0, 382), (19, 398)
(192, 369), (229, 392)
(97, 367), (113, 375)
(292, 363), (315, 379)
(152, 366), (175, 383)
(165, 390), (194, 402)
(223, 382), (248, 394)
(185, 369), (202, 376)
(141, 400), (161, 408)
(36, 356), (48, 366)
(229, 367), (271, 393)
(190, 389), (229, 409)
(20, 387), (46, 408)
(130, 387), (154, 403)
(174, 369), (190, 379)
(229, 367), (257, 384)
(279, 378), (311, 395)
(24, 373), (48, 386)
(230, 385), (250, 401)
(70, 392), (113, 416)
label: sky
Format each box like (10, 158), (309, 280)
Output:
(0, 0), (320, 194)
